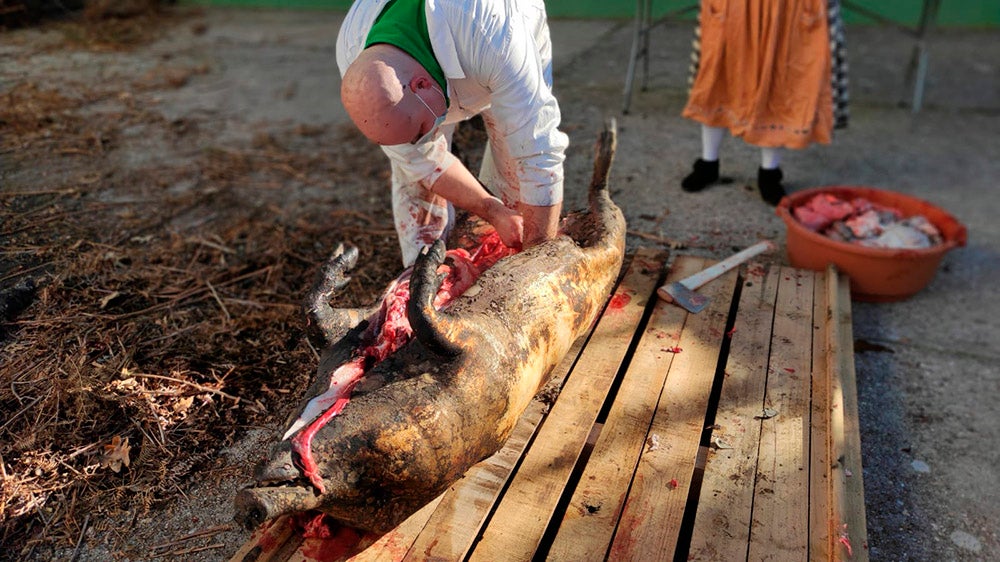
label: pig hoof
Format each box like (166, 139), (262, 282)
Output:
(408, 240), (463, 357)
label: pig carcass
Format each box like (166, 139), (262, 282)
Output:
(234, 124), (626, 534)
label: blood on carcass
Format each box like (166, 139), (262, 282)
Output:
(294, 511), (372, 562)
(289, 231), (515, 492)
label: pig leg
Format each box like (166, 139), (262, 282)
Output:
(304, 243), (373, 347)
(407, 240), (463, 357)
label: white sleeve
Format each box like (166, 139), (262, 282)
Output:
(467, 2), (568, 206)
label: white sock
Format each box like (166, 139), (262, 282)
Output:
(701, 125), (725, 162)
(760, 147), (782, 169)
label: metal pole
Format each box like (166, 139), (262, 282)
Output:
(622, 0), (652, 114)
(621, 2), (699, 114)
(908, 0), (941, 113)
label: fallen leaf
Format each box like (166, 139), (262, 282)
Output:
(99, 291), (121, 309)
(100, 436), (131, 473)
(173, 395), (194, 415)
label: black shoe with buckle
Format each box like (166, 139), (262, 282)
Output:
(758, 166), (786, 206)
(681, 158), (720, 192)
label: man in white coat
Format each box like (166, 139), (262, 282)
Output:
(337, 0), (569, 266)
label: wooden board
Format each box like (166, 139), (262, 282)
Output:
(545, 256), (705, 561)
(230, 256), (868, 562)
(468, 248), (667, 562)
(747, 266), (814, 559)
(686, 259), (782, 559)
(605, 257), (738, 560)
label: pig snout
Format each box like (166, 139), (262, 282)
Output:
(235, 442), (322, 530)
(234, 485), (321, 531)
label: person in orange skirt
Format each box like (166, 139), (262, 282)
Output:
(680, 0), (849, 205)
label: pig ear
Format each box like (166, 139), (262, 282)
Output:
(408, 240), (463, 357)
(304, 244), (372, 347)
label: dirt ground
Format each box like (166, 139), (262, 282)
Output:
(1, 5), (998, 561)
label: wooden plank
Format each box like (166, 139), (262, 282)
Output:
(607, 262), (740, 560)
(747, 267), (815, 560)
(230, 516), (303, 562)
(468, 248), (668, 562)
(828, 267), (869, 561)
(809, 268), (835, 561)
(687, 262), (782, 559)
(344, 495), (444, 561)
(545, 256), (705, 561)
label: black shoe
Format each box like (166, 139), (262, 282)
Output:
(758, 166), (786, 205)
(681, 158), (720, 192)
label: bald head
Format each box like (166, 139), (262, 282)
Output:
(341, 44), (443, 146)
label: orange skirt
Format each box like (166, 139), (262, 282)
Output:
(681, 0), (834, 149)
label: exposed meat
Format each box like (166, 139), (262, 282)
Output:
(792, 193), (854, 231)
(860, 220), (938, 249)
(844, 209), (883, 238)
(793, 193), (943, 249)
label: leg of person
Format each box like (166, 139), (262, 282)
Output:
(682, 125), (724, 192)
(391, 172), (454, 268)
(757, 146), (786, 206)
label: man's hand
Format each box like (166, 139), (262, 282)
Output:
(426, 163), (528, 249)
(425, 161), (561, 251)
(483, 197), (524, 250)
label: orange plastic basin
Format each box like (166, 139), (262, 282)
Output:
(776, 185), (967, 302)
